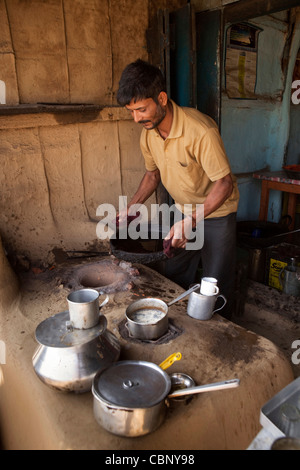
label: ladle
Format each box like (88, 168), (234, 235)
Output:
(168, 378), (240, 398)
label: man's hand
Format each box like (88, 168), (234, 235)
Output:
(164, 216), (194, 250)
(115, 206), (141, 228)
(115, 207), (129, 227)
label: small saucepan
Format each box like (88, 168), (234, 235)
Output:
(92, 360), (240, 437)
(125, 284), (200, 340)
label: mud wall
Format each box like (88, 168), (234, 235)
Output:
(0, 110), (145, 262)
(1, 0), (150, 105)
(0, 0), (185, 264)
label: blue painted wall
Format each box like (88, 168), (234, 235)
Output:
(221, 12), (300, 222)
(286, 104), (300, 165)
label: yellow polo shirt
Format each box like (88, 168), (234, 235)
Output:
(140, 100), (239, 218)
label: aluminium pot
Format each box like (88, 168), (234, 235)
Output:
(92, 360), (240, 437)
(125, 284), (200, 340)
(32, 312), (121, 393)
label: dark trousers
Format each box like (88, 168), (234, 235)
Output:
(151, 213), (237, 319)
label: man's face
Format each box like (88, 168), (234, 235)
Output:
(126, 95), (166, 130)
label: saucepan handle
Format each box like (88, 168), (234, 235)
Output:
(167, 283), (201, 307)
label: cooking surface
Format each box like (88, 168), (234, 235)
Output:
(0, 256), (295, 449)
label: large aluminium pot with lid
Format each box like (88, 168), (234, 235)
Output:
(92, 360), (240, 437)
(92, 360), (171, 437)
(32, 312), (121, 393)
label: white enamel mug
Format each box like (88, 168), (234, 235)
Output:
(200, 277), (219, 296)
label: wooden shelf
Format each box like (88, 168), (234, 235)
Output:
(0, 104), (131, 129)
(0, 103), (104, 115)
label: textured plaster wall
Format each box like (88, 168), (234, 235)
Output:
(0, 0), (186, 263)
(0, 111), (149, 263)
(1, 0), (150, 105)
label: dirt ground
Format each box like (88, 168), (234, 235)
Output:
(232, 279), (300, 379)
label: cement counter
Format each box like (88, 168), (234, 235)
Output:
(0, 250), (295, 450)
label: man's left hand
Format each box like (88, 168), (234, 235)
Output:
(164, 216), (194, 250)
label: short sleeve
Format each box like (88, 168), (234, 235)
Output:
(197, 128), (231, 181)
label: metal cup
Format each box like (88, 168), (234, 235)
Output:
(279, 267), (300, 296)
(200, 277), (219, 296)
(67, 288), (108, 329)
(187, 287), (227, 320)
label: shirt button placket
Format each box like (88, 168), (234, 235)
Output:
(164, 140), (168, 162)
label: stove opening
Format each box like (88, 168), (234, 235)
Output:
(67, 259), (139, 293)
(79, 270), (120, 288)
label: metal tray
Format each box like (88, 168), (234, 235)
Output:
(260, 377), (300, 438)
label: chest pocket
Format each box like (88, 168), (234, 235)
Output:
(175, 160), (204, 195)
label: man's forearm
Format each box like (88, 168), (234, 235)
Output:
(128, 169), (161, 208)
(191, 173), (233, 225)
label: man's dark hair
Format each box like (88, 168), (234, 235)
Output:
(117, 59), (167, 106)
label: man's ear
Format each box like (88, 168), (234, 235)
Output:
(158, 91), (168, 106)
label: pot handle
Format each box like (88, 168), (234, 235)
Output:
(168, 378), (240, 398)
(167, 283), (201, 307)
(99, 295), (109, 309)
(159, 352), (182, 370)
(212, 295), (227, 314)
(98, 314), (108, 334)
(124, 321), (135, 338)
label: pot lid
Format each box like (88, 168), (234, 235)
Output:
(92, 360), (171, 408)
(35, 311), (107, 348)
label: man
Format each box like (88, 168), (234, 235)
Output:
(116, 59), (239, 319)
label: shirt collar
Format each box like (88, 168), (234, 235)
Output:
(153, 99), (183, 139)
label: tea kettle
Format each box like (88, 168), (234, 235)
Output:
(32, 290), (121, 393)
